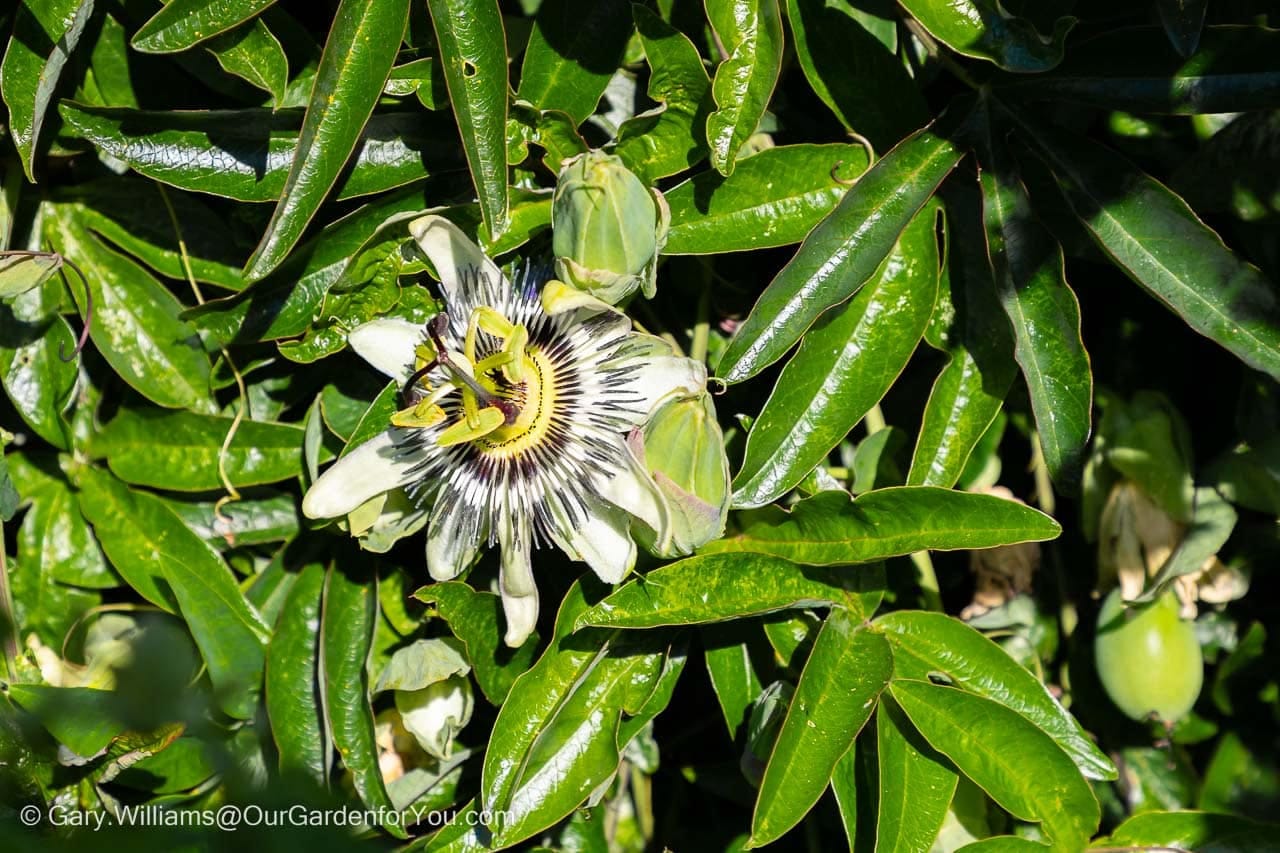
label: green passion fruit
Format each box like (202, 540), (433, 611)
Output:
(1094, 588), (1203, 723)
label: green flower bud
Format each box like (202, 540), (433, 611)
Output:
(551, 150), (669, 306)
(633, 392), (730, 557)
(395, 675), (474, 761)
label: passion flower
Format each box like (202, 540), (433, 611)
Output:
(302, 216), (708, 647)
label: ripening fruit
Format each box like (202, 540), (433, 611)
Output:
(1094, 588), (1203, 723)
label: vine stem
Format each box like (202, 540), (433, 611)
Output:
(0, 525), (17, 681)
(690, 282), (711, 364)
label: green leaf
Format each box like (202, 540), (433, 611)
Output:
(5, 685), (124, 759)
(321, 561), (405, 836)
(908, 185), (1016, 488)
(244, 0), (411, 280)
(481, 581), (668, 847)
(0, 276), (77, 449)
(413, 581), (539, 706)
(518, 0), (633, 125)
(1095, 810), (1275, 851)
(75, 467), (269, 720)
(614, 6), (712, 183)
(664, 144), (868, 255)
(59, 104), (462, 204)
(1208, 434), (1280, 515)
(751, 611), (891, 846)
(705, 0), (783, 177)
(1099, 390), (1195, 520)
(716, 127), (962, 384)
(14, 460), (116, 589)
(427, 0), (510, 238)
(998, 27), (1280, 115)
(702, 488), (1061, 566)
(186, 186), (446, 345)
(703, 622), (764, 737)
(875, 697), (958, 853)
(1015, 111), (1280, 381)
(266, 560), (329, 783)
(0, 252), (61, 298)
(976, 113), (1092, 490)
(163, 491), (300, 550)
(207, 16), (290, 104)
(44, 210), (215, 413)
(92, 407), (307, 492)
(573, 554), (881, 630)
(132, 0), (277, 52)
(784, 0), (928, 149)
(51, 182), (248, 291)
(896, 0), (1073, 73)
(732, 206), (938, 507)
(890, 681), (1099, 849)
(0, 0), (96, 180)
(875, 610), (1116, 781)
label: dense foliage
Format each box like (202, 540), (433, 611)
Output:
(1, 0), (1278, 850)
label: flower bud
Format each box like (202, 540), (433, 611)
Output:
(550, 150), (669, 307)
(633, 392), (730, 557)
(395, 675), (474, 761)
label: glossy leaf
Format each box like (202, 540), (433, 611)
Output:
(14, 458), (116, 589)
(164, 492), (300, 550)
(133, 0), (277, 53)
(93, 407), (307, 491)
(716, 127), (962, 383)
(751, 611), (890, 846)
(705, 0), (783, 176)
(414, 581), (540, 706)
(244, 0), (410, 280)
(75, 467), (269, 720)
(207, 16), (289, 104)
(0, 0), (96, 180)
(875, 610), (1116, 781)
(266, 560), (328, 783)
(665, 144), (867, 254)
(5, 685), (124, 759)
(0, 276), (77, 449)
(481, 581), (668, 847)
(998, 27), (1280, 115)
(44, 208), (215, 413)
(701, 488), (1061, 566)
(427, 0), (510, 238)
(703, 622), (764, 737)
(1095, 810), (1275, 852)
(186, 186), (447, 345)
(1016, 112), (1280, 380)
(896, 0), (1073, 73)
(875, 698), (958, 853)
(59, 104), (462, 204)
(518, 0), (633, 124)
(891, 681), (1099, 849)
(732, 206), (938, 507)
(908, 185), (1016, 488)
(573, 553), (879, 630)
(784, 0), (928, 148)
(52, 183), (248, 291)
(614, 6), (712, 183)
(321, 562), (405, 836)
(977, 114), (1092, 489)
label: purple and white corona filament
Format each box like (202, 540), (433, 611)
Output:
(302, 216), (706, 646)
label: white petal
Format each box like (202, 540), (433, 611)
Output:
(596, 431), (667, 534)
(409, 215), (501, 304)
(302, 431), (425, 519)
(628, 355), (707, 415)
(348, 319), (422, 381)
(425, 493), (485, 582)
(499, 516), (539, 647)
(550, 502), (637, 585)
